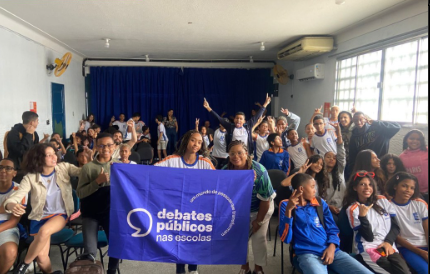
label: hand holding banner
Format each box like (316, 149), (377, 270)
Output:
(109, 164), (254, 265)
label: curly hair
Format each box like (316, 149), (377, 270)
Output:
(306, 155), (329, 199)
(403, 129), (427, 151)
(343, 171), (386, 215)
(174, 130), (209, 158)
(226, 140), (253, 170)
(380, 154), (406, 179)
(337, 111), (353, 130)
(385, 171), (420, 199)
(21, 143), (57, 174)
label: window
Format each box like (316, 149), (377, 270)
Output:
(334, 37), (428, 124)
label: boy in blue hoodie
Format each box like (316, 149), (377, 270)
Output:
(279, 173), (372, 274)
(259, 133), (290, 175)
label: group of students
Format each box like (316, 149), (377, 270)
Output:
(0, 95), (427, 274)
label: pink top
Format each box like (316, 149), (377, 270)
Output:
(399, 148), (428, 193)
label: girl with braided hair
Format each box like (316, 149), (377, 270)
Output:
(223, 140), (275, 274)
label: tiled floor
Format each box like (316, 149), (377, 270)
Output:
(11, 215), (294, 274)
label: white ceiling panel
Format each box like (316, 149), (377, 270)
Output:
(0, 0), (412, 59)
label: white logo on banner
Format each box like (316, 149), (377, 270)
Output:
(127, 208), (153, 237)
(127, 190), (236, 241)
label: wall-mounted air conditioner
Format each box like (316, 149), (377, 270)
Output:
(277, 37), (334, 61)
(296, 63), (325, 82)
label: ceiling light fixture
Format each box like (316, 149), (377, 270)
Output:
(145, 54), (150, 62)
(249, 56), (254, 63)
(260, 42), (265, 51)
(104, 38), (110, 48)
(335, 0), (345, 4)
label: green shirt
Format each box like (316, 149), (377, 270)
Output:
(77, 157), (120, 199)
(223, 160), (275, 212)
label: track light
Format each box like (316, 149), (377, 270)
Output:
(260, 42), (265, 51)
(145, 54), (150, 62)
(104, 38), (110, 48)
(249, 56), (253, 63)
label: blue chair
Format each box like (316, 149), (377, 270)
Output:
(64, 230), (109, 266)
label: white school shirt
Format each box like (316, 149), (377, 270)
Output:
(157, 123), (168, 141)
(212, 129), (228, 159)
(311, 129), (337, 156)
(232, 127), (248, 146)
(155, 154), (215, 170)
(124, 120), (146, 140)
(255, 134), (269, 162)
(0, 182), (27, 222)
(41, 172), (67, 218)
(203, 135), (210, 147)
(390, 198), (428, 247)
(84, 121), (92, 131)
(324, 117), (338, 131)
(287, 142), (308, 168)
(347, 196), (397, 253)
(113, 121), (128, 136)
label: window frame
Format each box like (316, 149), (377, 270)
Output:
(334, 35), (428, 127)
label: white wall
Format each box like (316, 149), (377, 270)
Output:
(0, 12), (85, 152)
(277, 0), (428, 155)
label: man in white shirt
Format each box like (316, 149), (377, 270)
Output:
(109, 113), (128, 137)
(156, 115), (169, 161)
(311, 115), (337, 156)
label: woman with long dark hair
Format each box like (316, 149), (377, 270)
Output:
(223, 140), (275, 274)
(344, 171), (410, 273)
(4, 143), (80, 274)
(281, 154), (329, 200)
(163, 109), (179, 155)
(351, 149), (386, 195)
(380, 154), (406, 181)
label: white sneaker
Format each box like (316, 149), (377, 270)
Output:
(189, 271), (199, 274)
(238, 269), (251, 274)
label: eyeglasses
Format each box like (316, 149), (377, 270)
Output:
(353, 171), (375, 181)
(97, 143), (115, 149)
(228, 151), (246, 157)
(0, 166), (15, 172)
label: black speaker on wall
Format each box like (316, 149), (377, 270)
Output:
(273, 83), (279, 97)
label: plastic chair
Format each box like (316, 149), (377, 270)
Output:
(136, 142), (153, 164)
(128, 151), (141, 164)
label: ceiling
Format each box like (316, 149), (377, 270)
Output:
(0, 0), (412, 60)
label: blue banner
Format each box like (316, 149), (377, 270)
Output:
(109, 164), (254, 265)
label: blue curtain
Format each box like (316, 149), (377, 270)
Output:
(90, 66), (272, 138)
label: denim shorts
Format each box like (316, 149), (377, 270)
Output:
(0, 227), (20, 246)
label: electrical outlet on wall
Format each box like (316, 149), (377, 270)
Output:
(46, 120), (50, 125)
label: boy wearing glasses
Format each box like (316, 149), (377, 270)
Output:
(310, 115), (338, 156)
(77, 133), (121, 274)
(0, 159), (26, 274)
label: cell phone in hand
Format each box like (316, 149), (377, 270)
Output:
(376, 247), (386, 257)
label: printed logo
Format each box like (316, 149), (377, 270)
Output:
(327, 138), (332, 143)
(127, 190), (236, 242)
(314, 216), (322, 228)
(413, 212), (420, 221)
(298, 148), (302, 153)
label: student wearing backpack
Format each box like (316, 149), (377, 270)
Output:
(279, 173), (372, 274)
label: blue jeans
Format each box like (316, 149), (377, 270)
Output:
(176, 264), (197, 273)
(296, 250), (373, 274)
(166, 128), (177, 155)
(398, 247), (428, 274)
